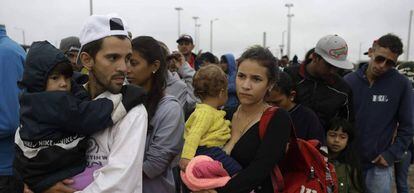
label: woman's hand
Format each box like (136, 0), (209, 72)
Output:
(179, 158), (191, 171)
(42, 179), (76, 193)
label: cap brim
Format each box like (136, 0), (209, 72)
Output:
(176, 38), (192, 43)
(322, 55), (354, 70)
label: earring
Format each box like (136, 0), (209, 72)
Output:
(152, 71), (156, 74)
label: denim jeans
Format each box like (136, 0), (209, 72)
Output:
(394, 151), (412, 193)
(364, 165), (393, 193)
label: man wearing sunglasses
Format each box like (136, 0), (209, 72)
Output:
(344, 34), (414, 193)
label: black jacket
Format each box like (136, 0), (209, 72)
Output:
(284, 63), (354, 129)
(14, 41), (116, 193)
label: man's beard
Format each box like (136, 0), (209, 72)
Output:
(94, 70), (124, 94)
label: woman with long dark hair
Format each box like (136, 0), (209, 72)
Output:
(127, 36), (185, 193)
(199, 46), (292, 193)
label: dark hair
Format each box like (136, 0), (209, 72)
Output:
(273, 71), (294, 96)
(327, 118), (365, 191)
(281, 55), (289, 60)
(303, 48), (315, 65)
(238, 45), (278, 85)
(220, 55), (228, 64)
(375, 34), (403, 56)
(82, 35), (128, 60)
(131, 36), (167, 121)
(193, 65), (227, 100)
(196, 52), (218, 70)
(48, 62), (73, 78)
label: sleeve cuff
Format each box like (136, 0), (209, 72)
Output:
(381, 151), (396, 164)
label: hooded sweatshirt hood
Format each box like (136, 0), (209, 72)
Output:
(20, 41), (70, 92)
(222, 54), (238, 109)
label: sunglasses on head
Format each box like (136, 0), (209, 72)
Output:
(373, 55), (396, 66)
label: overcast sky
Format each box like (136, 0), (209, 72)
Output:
(1, 0), (414, 63)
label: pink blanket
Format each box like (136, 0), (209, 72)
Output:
(180, 155), (231, 191)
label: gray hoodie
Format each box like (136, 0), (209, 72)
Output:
(165, 62), (198, 117)
(143, 95), (185, 193)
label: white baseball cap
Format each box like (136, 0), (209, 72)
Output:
(314, 35), (354, 70)
(77, 13), (129, 64)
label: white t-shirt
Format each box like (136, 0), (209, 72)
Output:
(78, 93), (148, 193)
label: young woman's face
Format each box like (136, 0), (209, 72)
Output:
(326, 128), (349, 153)
(236, 59), (271, 105)
(127, 51), (158, 90)
(46, 74), (71, 91)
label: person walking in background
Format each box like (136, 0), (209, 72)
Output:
(219, 54), (239, 120)
(393, 61), (414, 193)
(176, 34), (197, 69)
(0, 23), (26, 193)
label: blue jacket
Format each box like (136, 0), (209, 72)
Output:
(344, 64), (414, 169)
(223, 54), (238, 110)
(0, 25), (25, 176)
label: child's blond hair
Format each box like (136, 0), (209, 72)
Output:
(193, 65), (228, 100)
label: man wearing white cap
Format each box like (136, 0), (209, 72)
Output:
(284, 34), (354, 130)
(344, 34), (413, 193)
(44, 14), (148, 193)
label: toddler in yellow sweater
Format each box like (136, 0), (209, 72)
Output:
(179, 65), (241, 176)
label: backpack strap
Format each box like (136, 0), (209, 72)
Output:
(259, 107), (284, 193)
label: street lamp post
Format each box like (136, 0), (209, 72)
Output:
(192, 16), (200, 52)
(196, 24), (201, 52)
(407, 10), (413, 61)
(175, 7), (183, 37)
(210, 18), (219, 53)
(279, 30), (286, 57)
(90, 0), (93, 15)
(285, 3), (294, 59)
(14, 27), (26, 46)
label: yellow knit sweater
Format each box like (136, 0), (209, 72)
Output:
(181, 103), (231, 159)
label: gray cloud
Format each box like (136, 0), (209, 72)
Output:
(1, 0), (413, 62)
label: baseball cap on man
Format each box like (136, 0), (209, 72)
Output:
(77, 13), (129, 64)
(314, 35), (354, 70)
(59, 36), (81, 53)
(176, 34), (193, 43)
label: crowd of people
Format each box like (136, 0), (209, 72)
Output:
(0, 13), (413, 193)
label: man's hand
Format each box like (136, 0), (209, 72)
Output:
(372, 155), (389, 167)
(43, 179), (75, 193)
(24, 183), (34, 193)
(179, 158), (191, 172)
